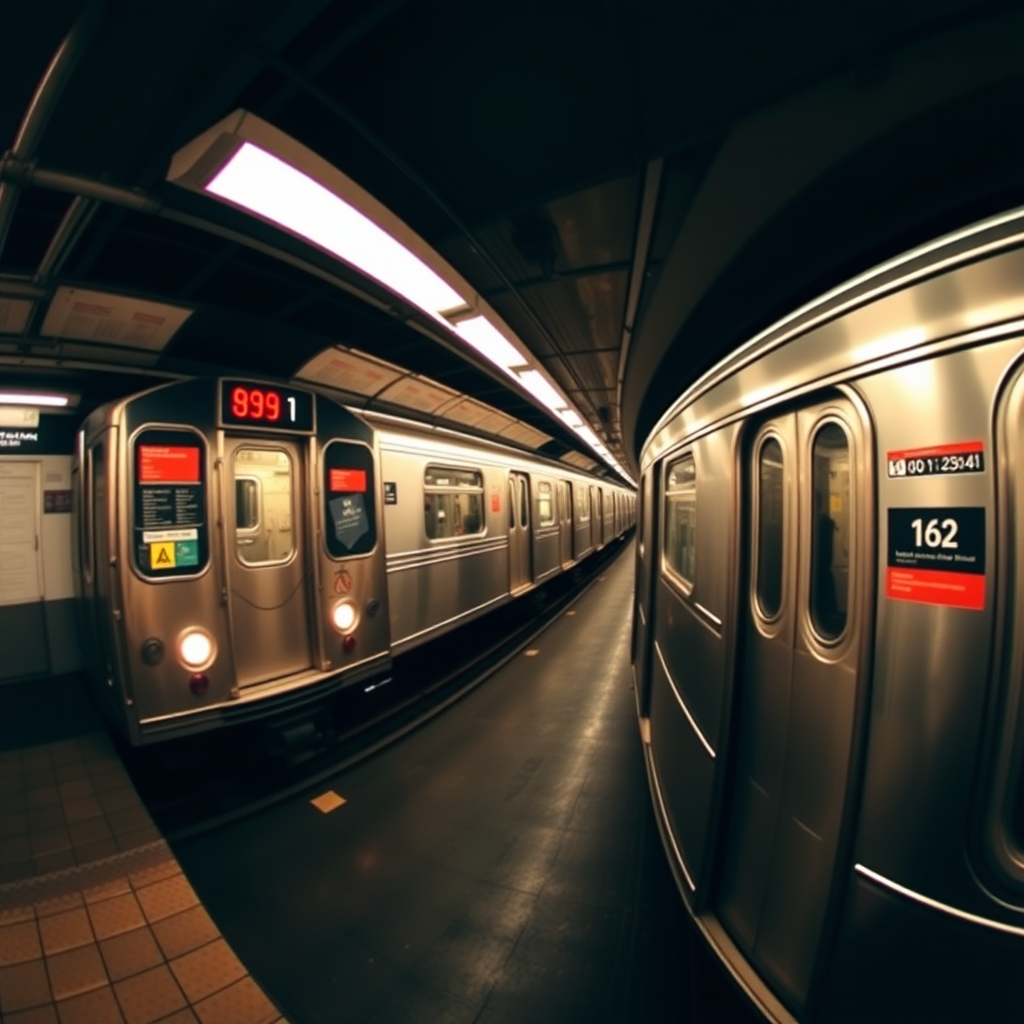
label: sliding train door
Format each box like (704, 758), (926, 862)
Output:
(225, 437), (313, 687)
(508, 471), (532, 592)
(716, 394), (871, 1013)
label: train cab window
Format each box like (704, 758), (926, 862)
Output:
(664, 454), (696, 587)
(233, 448), (295, 566)
(756, 437), (784, 618)
(424, 466), (484, 540)
(810, 423), (850, 640)
(537, 482), (554, 526)
(323, 441), (377, 557)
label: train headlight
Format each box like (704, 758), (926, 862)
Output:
(331, 600), (358, 634)
(178, 628), (216, 671)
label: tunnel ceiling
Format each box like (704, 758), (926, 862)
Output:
(1, 0), (1022, 475)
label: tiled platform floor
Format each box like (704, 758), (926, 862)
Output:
(0, 680), (289, 1024)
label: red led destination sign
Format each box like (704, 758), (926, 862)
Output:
(220, 380), (314, 431)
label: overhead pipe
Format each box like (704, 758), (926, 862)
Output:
(0, 0), (108, 262)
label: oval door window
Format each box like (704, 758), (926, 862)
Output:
(810, 423), (850, 640)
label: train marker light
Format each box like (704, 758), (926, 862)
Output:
(343, 635), (357, 654)
(189, 673), (210, 696)
(178, 629), (215, 670)
(332, 600), (357, 634)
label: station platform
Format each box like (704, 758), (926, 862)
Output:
(1, 543), (755, 1023)
(0, 679), (288, 1023)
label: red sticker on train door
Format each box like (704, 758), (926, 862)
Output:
(491, 487), (501, 513)
(886, 507), (986, 610)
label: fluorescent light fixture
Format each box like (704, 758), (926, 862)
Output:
(558, 409), (584, 429)
(455, 316), (528, 372)
(0, 392), (69, 407)
(574, 424), (603, 448)
(516, 370), (567, 412)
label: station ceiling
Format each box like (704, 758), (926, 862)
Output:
(2, 0), (1022, 477)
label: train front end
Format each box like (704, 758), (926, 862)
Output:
(75, 377), (390, 744)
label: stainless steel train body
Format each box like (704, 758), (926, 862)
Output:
(364, 414), (633, 654)
(633, 208), (1024, 1022)
(74, 379), (634, 744)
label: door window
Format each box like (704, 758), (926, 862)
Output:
(234, 448), (295, 566)
(756, 437), (784, 618)
(810, 423), (850, 640)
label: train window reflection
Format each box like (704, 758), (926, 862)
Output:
(756, 438), (784, 618)
(537, 481), (554, 526)
(424, 465), (484, 540)
(234, 448), (295, 566)
(664, 454), (696, 587)
(810, 423), (850, 640)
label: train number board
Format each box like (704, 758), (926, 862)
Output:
(220, 380), (314, 432)
(886, 506), (985, 611)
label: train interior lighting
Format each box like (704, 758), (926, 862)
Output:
(205, 142), (466, 323)
(178, 628), (215, 671)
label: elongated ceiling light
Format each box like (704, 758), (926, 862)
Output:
(168, 112), (633, 484)
(0, 391), (70, 407)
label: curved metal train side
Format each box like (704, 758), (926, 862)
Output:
(632, 208), (1024, 1022)
(74, 382), (634, 745)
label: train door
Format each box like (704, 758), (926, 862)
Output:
(508, 471), (532, 592)
(716, 395), (870, 1013)
(633, 468), (657, 716)
(225, 437), (313, 687)
(589, 486), (600, 548)
(557, 479), (573, 566)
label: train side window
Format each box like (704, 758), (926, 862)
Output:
(810, 423), (850, 640)
(424, 466), (484, 540)
(577, 486), (590, 522)
(664, 454), (696, 587)
(537, 482), (553, 526)
(234, 448), (295, 566)
(756, 437), (784, 618)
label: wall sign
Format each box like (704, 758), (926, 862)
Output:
(886, 506), (985, 610)
(887, 440), (984, 478)
(383, 481), (397, 505)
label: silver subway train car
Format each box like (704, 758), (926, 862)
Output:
(74, 377), (633, 744)
(632, 207), (1024, 1021)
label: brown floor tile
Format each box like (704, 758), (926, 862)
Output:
(169, 939), (245, 1003)
(30, 826), (72, 858)
(0, 904), (35, 926)
(116, 826), (162, 852)
(46, 943), (108, 1000)
(53, 763), (89, 784)
(0, 919), (42, 966)
(77, 734), (115, 756)
(1, 861), (34, 882)
(33, 850), (77, 875)
(88, 894), (146, 940)
(85, 754), (123, 775)
(76, 838), (121, 864)
(192, 976), (278, 1024)
(100, 927), (164, 982)
(83, 877), (132, 905)
(99, 789), (141, 815)
(39, 908), (94, 955)
(68, 815), (114, 844)
(57, 780), (95, 802)
(90, 770), (129, 796)
(108, 806), (152, 836)
(0, 793), (27, 815)
(34, 893), (84, 919)
(1, 834), (32, 865)
(151, 907), (220, 961)
(5, 1003), (59, 1024)
(0, 959), (52, 1012)
(0, 773), (25, 795)
(0, 811), (29, 837)
(25, 786), (61, 810)
(50, 744), (84, 766)
(23, 770), (57, 791)
(136, 876), (198, 925)
(114, 964), (187, 1024)
(154, 1011), (199, 1024)
(21, 751), (51, 772)
(28, 806), (66, 831)
(55, 985), (126, 1024)
(63, 797), (105, 824)
(128, 860), (180, 890)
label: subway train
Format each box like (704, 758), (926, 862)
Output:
(632, 206), (1024, 1022)
(72, 376), (633, 745)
